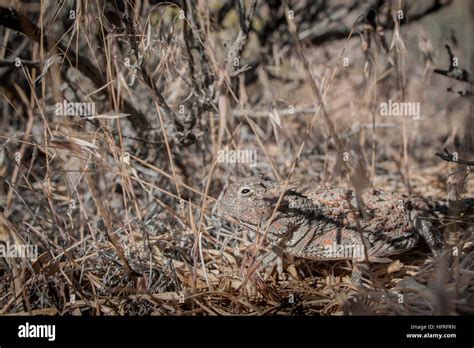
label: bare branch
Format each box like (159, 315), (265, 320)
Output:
(435, 148), (474, 167)
(0, 6), (151, 132)
(226, 0), (257, 76)
(434, 44), (472, 83)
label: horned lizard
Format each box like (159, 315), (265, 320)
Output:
(220, 177), (445, 286)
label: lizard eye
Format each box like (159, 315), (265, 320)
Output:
(239, 187), (253, 196)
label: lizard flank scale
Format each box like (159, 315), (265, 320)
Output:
(220, 177), (444, 285)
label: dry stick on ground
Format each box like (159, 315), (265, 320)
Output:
(434, 44), (472, 84)
(0, 6), (150, 132)
(85, 173), (142, 279)
(434, 44), (473, 98)
(226, 0), (257, 77)
(183, 0), (213, 91)
(435, 148), (474, 167)
(0, 59), (41, 68)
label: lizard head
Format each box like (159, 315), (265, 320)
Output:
(220, 177), (280, 226)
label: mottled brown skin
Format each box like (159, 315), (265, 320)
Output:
(220, 177), (444, 285)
